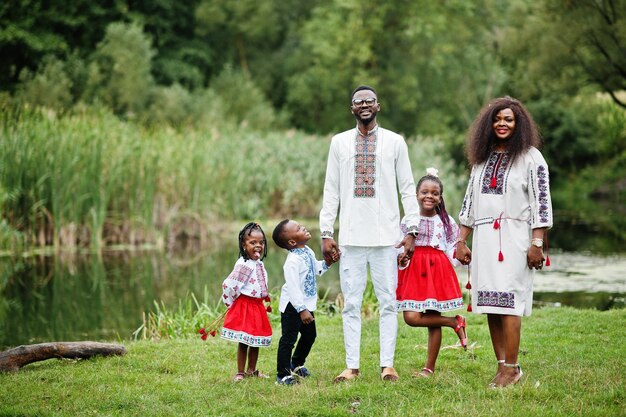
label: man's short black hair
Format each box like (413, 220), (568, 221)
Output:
(272, 219), (291, 250)
(351, 85), (377, 100)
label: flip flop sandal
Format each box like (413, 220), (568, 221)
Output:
(233, 372), (245, 382)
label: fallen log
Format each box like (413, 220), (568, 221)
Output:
(0, 342), (127, 372)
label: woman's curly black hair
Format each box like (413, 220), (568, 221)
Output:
(466, 96), (542, 166)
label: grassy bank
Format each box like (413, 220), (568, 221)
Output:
(1, 307), (624, 416)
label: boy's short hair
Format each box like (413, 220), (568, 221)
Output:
(272, 219), (291, 250)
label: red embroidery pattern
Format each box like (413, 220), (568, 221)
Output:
(354, 132), (377, 198)
(228, 264), (253, 283)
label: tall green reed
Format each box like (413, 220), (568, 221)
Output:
(0, 104), (465, 251)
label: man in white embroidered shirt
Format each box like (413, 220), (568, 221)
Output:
(320, 85), (420, 382)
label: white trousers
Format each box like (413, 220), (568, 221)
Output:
(339, 246), (398, 369)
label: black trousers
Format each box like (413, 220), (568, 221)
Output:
(276, 303), (317, 378)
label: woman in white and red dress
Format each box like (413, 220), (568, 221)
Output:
(221, 222), (272, 382)
(456, 97), (552, 388)
(397, 168), (467, 378)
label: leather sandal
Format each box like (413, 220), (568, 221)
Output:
(246, 370), (269, 379)
(490, 359), (505, 384)
(233, 372), (245, 382)
(381, 367), (399, 382)
(489, 363), (523, 388)
(333, 368), (359, 383)
(454, 315), (468, 350)
(411, 367), (434, 378)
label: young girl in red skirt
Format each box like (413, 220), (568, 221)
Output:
(221, 222), (272, 382)
(397, 168), (468, 378)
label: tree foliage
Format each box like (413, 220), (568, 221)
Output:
(1, 0), (625, 232)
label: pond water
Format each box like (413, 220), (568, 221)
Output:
(1, 230), (625, 349)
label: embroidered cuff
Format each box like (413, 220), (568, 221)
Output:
(295, 305), (307, 313)
(320, 230), (334, 239)
(405, 225), (419, 237)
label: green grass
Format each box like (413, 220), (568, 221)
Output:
(1, 307), (624, 416)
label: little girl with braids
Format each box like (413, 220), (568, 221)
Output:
(396, 168), (467, 378)
(221, 222), (272, 382)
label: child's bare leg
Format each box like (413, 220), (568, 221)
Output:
(237, 343), (248, 373)
(246, 346), (260, 373)
(403, 311), (458, 329)
(425, 326), (442, 371)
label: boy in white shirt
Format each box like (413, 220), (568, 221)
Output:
(272, 219), (337, 385)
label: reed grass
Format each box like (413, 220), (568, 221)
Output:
(0, 104), (465, 251)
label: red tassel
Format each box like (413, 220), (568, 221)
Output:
(201, 333), (208, 341)
(545, 255), (551, 266)
(498, 251), (504, 262)
(210, 330), (217, 337)
(199, 328), (206, 335)
(266, 305), (272, 313)
(490, 177), (497, 188)
(493, 218), (500, 229)
(465, 281), (472, 289)
(467, 304), (473, 312)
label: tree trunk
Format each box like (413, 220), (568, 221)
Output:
(0, 342), (127, 372)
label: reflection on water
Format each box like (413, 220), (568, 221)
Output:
(0, 234), (624, 349)
(0, 237), (340, 349)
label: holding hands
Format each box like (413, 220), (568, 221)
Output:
(455, 240), (472, 266)
(322, 238), (341, 266)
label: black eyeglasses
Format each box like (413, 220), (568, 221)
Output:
(352, 98), (377, 107)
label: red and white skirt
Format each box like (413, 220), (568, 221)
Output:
(397, 246), (463, 312)
(221, 295), (272, 347)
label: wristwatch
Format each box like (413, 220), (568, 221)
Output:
(531, 238), (543, 248)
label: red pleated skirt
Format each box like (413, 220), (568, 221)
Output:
(397, 246), (464, 312)
(221, 295), (272, 347)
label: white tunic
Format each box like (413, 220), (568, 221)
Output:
(319, 126), (420, 245)
(401, 214), (461, 266)
(278, 246), (329, 313)
(221, 257), (269, 308)
(458, 147), (553, 316)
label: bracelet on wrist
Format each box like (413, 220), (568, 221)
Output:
(531, 238), (544, 248)
(455, 239), (467, 246)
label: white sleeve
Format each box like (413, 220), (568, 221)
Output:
(396, 138), (419, 235)
(445, 217), (461, 267)
(320, 136), (340, 239)
(315, 258), (330, 276)
(221, 261), (253, 308)
(528, 149), (553, 229)
(283, 257), (307, 312)
(459, 166), (477, 227)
